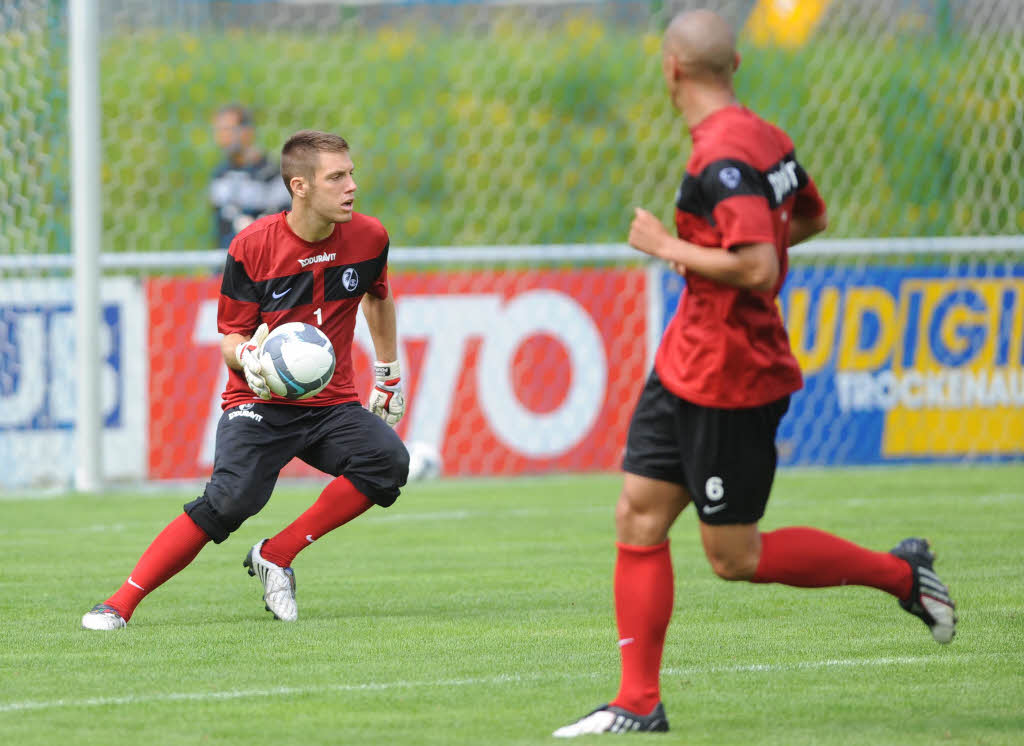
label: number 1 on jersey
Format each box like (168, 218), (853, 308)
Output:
(314, 307), (322, 325)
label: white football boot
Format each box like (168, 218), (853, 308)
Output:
(890, 537), (956, 644)
(243, 539), (298, 622)
(553, 703), (669, 737)
(81, 603), (127, 631)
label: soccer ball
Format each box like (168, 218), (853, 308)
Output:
(406, 441), (442, 481)
(259, 322), (336, 400)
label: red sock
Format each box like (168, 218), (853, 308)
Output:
(260, 475), (373, 568)
(610, 541), (673, 716)
(752, 527), (912, 599)
(105, 513), (211, 621)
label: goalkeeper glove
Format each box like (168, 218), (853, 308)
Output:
(368, 360), (405, 427)
(234, 323), (271, 400)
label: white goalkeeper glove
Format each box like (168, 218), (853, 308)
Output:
(368, 360), (405, 427)
(234, 323), (271, 400)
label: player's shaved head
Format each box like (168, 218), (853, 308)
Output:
(281, 130), (350, 196)
(663, 9), (737, 83)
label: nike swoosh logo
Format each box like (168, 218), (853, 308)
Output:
(702, 503), (728, 515)
(272, 288), (292, 299)
(305, 534), (315, 543)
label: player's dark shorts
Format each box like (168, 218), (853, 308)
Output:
(184, 401), (409, 543)
(622, 370), (790, 526)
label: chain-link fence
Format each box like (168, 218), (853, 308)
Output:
(2, 0), (1023, 259)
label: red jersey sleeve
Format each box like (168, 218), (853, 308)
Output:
(366, 237), (391, 299)
(217, 246), (262, 335)
(793, 173), (826, 218)
(701, 160), (776, 249)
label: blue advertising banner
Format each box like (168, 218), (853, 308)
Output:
(0, 278), (147, 487)
(0, 303), (123, 432)
(659, 261), (1024, 465)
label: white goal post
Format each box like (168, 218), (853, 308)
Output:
(69, 0), (103, 492)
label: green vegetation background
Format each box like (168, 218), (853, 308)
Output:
(4, 15), (1022, 253)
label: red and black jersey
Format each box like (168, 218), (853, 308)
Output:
(218, 211), (390, 411)
(655, 105), (826, 409)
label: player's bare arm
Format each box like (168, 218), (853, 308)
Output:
(629, 207), (778, 292)
(361, 292), (398, 361)
(788, 211), (828, 246)
(362, 291), (405, 427)
(221, 332), (248, 371)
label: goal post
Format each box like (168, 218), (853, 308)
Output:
(69, 0), (103, 492)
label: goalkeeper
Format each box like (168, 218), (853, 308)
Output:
(554, 9), (956, 737)
(82, 130), (409, 630)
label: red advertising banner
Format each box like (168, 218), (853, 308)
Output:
(147, 268), (648, 480)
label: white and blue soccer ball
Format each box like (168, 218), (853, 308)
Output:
(406, 441), (442, 481)
(259, 322), (336, 400)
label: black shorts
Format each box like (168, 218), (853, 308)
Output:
(622, 370), (790, 525)
(185, 401), (409, 543)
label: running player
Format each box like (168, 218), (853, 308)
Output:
(553, 9), (956, 737)
(82, 130), (409, 629)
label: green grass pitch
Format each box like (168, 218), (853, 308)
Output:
(3, 465), (1022, 745)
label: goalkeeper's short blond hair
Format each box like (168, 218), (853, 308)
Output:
(281, 130), (350, 196)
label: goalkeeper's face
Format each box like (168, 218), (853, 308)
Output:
(306, 151), (358, 224)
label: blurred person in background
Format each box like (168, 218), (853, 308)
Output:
(210, 103), (292, 248)
(553, 8), (956, 738)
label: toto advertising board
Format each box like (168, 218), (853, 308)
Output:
(146, 268), (649, 479)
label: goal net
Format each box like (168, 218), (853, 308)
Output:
(2, 0), (1022, 487)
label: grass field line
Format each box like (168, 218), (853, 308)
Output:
(7, 491), (1024, 537)
(0, 473), (620, 502)
(0, 653), (985, 715)
(770, 491), (1022, 508)
(3, 482), (1021, 509)
(0, 505), (615, 537)
(663, 654), (975, 676)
